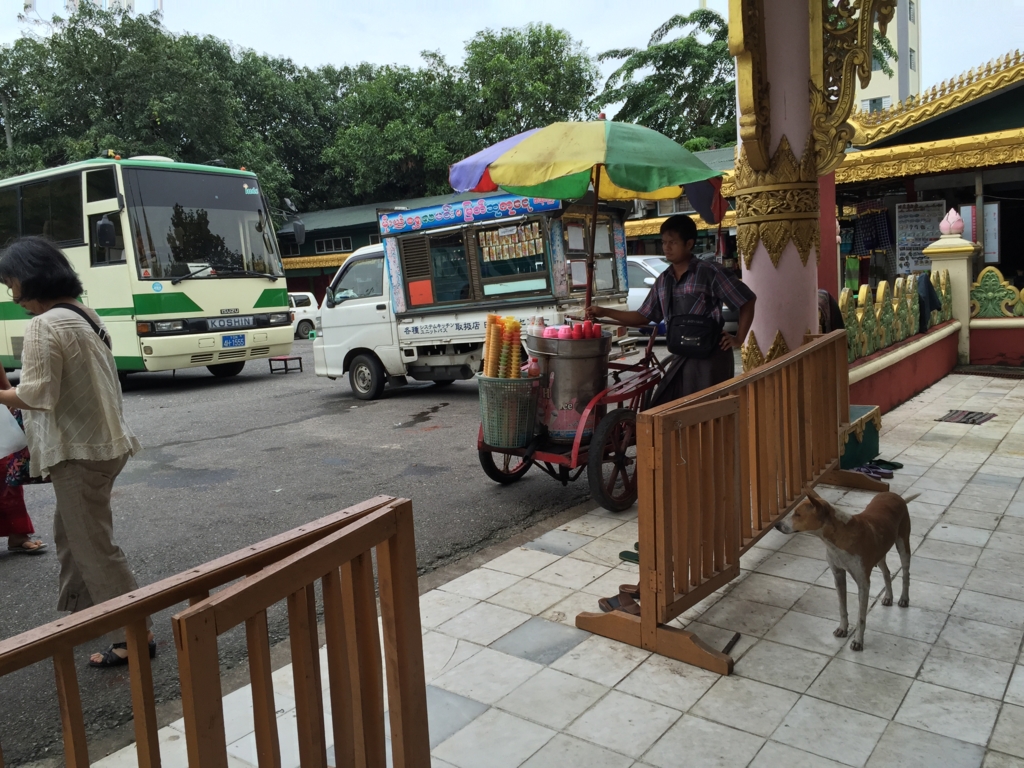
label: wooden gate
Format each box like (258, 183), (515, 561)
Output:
(173, 499), (428, 768)
(577, 330), (869, 673)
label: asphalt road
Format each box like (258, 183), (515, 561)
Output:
(0, 338), (592, 765)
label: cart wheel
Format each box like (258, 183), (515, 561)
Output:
(479, 450), (532, 484)
(588, 408), (638, 512)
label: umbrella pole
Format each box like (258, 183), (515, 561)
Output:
(585, 165), (602, 310)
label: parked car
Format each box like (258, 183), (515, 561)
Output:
(625, 254), (739, 335)
(288, 292), (318, 339)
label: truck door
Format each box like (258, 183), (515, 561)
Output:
(320, 256), (393, 373)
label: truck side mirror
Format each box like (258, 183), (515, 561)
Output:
(644, 276), (656, 286)
(95, 215), (117, 248)
(323, 292), (335, 309)
(292, 219), (306, 246)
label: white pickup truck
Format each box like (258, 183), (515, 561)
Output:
(313, 194), (631, 399)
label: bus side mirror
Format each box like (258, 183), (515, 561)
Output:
(292, 220), (306, 246)
(95, 216), (117, 248)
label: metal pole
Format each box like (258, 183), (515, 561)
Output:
(585, 166), (602, 310)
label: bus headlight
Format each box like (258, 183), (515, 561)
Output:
(154, 320), (186, 333)
(268, 312), (290, 325)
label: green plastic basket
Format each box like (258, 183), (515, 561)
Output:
(477, 375), (540, 449)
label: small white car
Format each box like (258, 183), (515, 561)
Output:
(625, 254), (739, 334)
(288, 292), (319, 339)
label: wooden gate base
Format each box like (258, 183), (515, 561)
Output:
(575, 610), (733, 676)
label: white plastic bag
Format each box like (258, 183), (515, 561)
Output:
(0, 408), (28, 458)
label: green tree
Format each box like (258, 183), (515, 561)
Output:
(595, 9), (735, 148)
(462, 23), (599, 144)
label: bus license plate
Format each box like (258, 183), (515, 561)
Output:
(222, 334), (246, 348)
(209, 316), (254, 330)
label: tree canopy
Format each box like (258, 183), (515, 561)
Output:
(0, 8), (600, 212)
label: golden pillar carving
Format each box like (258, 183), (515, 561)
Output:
(729, 0), (771, 171)
(808, 0), (897, 175)
(735, 135), (821, 269)
(741, 329), (790, 372)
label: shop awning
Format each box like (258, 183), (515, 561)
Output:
(282, 253), (352, 271)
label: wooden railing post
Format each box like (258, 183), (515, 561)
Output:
(176, 611), (228, 768)
(125, 618), (161, 768)
(288, 584), (328, 768)
(245, 609), (282, 768)
(53, 648), (89, 768)
(377, 501), (430, 768)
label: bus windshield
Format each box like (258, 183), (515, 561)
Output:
(122, 168), (284, 280)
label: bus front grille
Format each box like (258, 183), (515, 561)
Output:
(218, 350), (247, 361)
(249, 347), (271, 357)
(190, 353), (215, 364)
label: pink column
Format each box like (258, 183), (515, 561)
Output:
(736, 0), (820, 368)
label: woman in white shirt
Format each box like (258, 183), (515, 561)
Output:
(0, 237), (147, 668)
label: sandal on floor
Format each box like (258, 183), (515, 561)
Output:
(620, 584), (640, 600)
(872, 459), (903, 471)
(852, 466), (885, 480)
(6, 540), (47, 555)
(89, 639), (157, 668)
(619, 550), (639, 565)
(598, 592), (641, 616)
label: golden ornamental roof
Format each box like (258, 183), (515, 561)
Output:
(836, 127), (1024, 184)
(850, 49), (1024, 146)
(282, 252), (352, 270)
(625, 209), (737, 238)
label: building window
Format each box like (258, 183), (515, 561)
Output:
(281, 242), (300, 257)
(315, 236), (353, 254)
(368, 234), (381, 245)
(866, 97), (886, 113)
(656, 196), (694, 217)
(909, 48), (916, 71)
(908, 0), (915, 23)
(872, 53), (883, 71)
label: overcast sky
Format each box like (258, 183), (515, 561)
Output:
(4, 1), (1024, 95)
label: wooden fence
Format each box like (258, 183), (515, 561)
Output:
(173, 498), (428, 768)
(0, 495), (412, 768)
(577, 330), (878, 674)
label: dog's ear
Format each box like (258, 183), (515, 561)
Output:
(804, 487), (831, 518)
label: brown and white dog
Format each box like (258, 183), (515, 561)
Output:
(774, 488), (918, 651)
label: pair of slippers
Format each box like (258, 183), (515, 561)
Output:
(598, 584), (641, 615)
(619, 541), (640, 565)
(852, 460), (903, 480)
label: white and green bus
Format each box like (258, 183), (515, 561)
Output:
(0, 156), (294, 377)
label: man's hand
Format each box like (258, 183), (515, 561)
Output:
(720, 330), (741, 350)
(585, 305), (604, 321)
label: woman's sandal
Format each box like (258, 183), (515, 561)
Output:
(89, 639), (157, 668)
(6, 539), (47, 555)
(872, 459), (904, 471)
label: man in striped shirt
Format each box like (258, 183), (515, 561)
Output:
(588, 215), (755, 405)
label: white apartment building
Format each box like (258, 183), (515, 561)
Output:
(857, 0), (922, 112)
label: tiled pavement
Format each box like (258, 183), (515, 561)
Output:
(95, 374), (1024, 768)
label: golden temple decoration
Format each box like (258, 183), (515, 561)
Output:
(741, 329), (790, 371)
(850, 50), (1024, 146)
(735, 135), (820, 269)
(808, 0), (897, 175)
(840, 272), (948, 365)
(623, 210), (736, 239)
(835, 128), (1024, 185)
(728, 0), (771, 171)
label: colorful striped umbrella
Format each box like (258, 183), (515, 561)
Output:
(449, 120), (728, 305)
(449, 120), (727, 223)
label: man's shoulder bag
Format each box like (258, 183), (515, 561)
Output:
(666, 314), (721, 359)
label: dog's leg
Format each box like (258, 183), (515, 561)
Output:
(832, 567), (849, 638)
(896, 533), (911, 608)
(878, 557), (894, 606)
(850, 569), (871, 651)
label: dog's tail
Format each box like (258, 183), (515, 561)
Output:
(902, 492), (921, 504)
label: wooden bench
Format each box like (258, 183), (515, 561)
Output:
(269, 355), (303, 374)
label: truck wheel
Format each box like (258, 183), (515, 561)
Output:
(296, 320), (314, 339)
(208, 361), (245, 378)
(479, 450), (532, 484)
(349, 354), (386, 400)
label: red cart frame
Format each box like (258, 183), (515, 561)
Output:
(478, 332), (663, 512)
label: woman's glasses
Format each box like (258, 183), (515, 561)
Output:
(4, 286), (23, 304)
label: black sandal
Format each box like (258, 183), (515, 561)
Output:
(89, 639), (157, 668)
